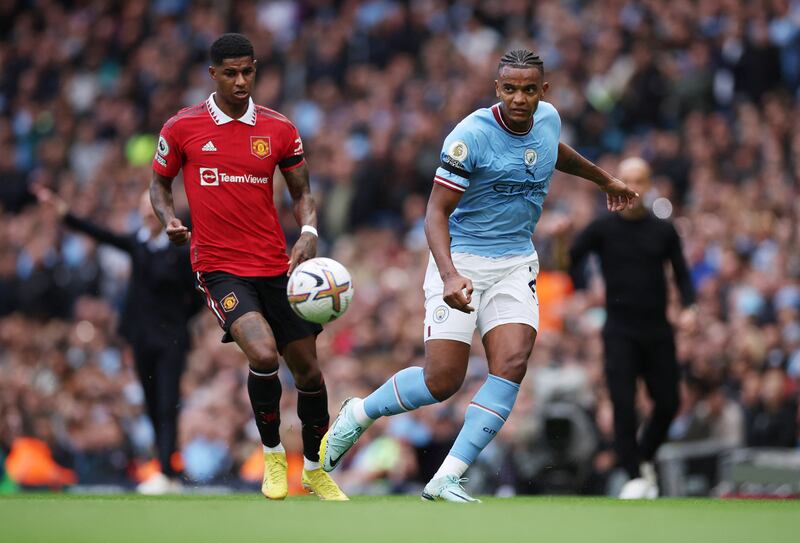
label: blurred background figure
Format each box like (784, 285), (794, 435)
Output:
(569, 158), (695, 499)
(34, 187), (199, 493)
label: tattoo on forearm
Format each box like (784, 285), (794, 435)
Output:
(150, 178), (175, 226)
(283, 165), (317, 227)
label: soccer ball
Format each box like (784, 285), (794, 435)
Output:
(287, 257), (354, 324)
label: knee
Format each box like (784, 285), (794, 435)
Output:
(291, 365), (323, 390)
(424, 371), (463, 402)
(492, 351), (529, 384)
(248, 345), (279, 373)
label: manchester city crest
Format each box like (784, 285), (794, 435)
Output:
(524, 149), (537, 167)
(433, 305), (449, 323)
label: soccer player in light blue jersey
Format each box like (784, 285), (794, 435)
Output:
(321, 49), (638, 502)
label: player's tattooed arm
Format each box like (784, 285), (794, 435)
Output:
(425, 184), (474, 313)
(556, 142), (638, 212)
(150, 172), (190, 245)
(283, 161), (317, 274)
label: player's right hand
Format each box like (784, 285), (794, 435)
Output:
(166, 218), (191, 245)
(443, 273), (474, 313)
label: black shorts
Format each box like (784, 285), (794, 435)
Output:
(195, 271), (322, 351)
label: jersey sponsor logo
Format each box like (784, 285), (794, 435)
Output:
(433, 305), (449, 323)
(221, 292), (239, 312)
(155, 154), (167, 167)
(199, 167), (270, 186)
(524, 149), (537, 167)
(250, 136), (271, 159)
(200, 167), (220, 186)
(157, 135), (170, 156)
(492, 180), (547, 199)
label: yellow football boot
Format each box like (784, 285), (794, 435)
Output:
(302, 467), (349, 501)
(261, 452), (288, 500)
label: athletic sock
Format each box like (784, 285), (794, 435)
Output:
(362, 366), (438, 419)
(432, 455), (469, 480)
(297, 381), (330, 462)
(444, 374), (520, 471)
(352, 397), (373, 427)
(248, 367), (282, 447)
(303, 458), (322, 471)
(263, 443), (285, 454)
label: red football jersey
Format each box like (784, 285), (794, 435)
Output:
(153, 93), (305, 276)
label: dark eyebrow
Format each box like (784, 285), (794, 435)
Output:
(223, 67), (253, 75)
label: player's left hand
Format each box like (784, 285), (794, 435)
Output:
(287, 232), (317, 275)
(600, 178), (638, 211)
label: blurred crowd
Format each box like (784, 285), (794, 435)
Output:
(1, 0), (800, 495)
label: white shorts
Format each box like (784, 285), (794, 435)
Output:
(423, 251), (540, 344)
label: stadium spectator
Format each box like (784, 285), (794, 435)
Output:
(34, 187), (199, 493)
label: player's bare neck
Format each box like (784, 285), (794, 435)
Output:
(499, 107), (533, 134)
(214, 93), (248, 121)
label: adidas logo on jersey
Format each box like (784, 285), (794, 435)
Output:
(201, 141), (217, 152)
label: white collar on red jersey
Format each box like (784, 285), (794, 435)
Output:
(205, 92), (257, 126)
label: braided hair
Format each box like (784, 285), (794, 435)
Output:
(498, 49), (544, 75)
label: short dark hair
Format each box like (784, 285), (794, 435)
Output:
(210, 33), (254, 65)
(498, 49), (544, 75)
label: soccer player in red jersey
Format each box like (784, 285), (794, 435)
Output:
(150, 34), (347, 501)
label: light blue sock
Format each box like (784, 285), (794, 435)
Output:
(449, 374), (520, 465)
(363, 366), (438, 419)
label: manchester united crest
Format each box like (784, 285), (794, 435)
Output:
(221, 292), (239, 312)
(250, 136), (271, 159)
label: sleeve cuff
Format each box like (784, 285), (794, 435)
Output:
(434, 175), (466, 193)
(279, 155), (305, 172)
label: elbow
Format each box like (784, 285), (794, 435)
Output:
(424, 204), (447, 232)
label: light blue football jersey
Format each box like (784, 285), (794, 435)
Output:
(433, 101), (561, 257)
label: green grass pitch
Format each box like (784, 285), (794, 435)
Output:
(2, 494), (797, 543)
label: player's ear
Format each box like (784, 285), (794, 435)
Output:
(208, 65), (217, 80)
(541, 81), (549, 96)
(494, 79), (500, 98)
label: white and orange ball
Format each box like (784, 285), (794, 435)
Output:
(287, 257), (354, 324)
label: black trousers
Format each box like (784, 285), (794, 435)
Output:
(603, 331), (680, 479)
(132, 339), (187, 478)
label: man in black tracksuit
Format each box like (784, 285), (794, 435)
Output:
(37, 188), (199, 492)
(569, 157), (695, 498)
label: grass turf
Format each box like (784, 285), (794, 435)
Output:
(2, 494), (797, 543)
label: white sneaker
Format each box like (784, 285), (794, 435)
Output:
(136, 472), (181, 495)
(619, 461), (659, 499)
(619, 478), (656, 499)
(421, 475), (481, 503)
(320, 397), (369, 472)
